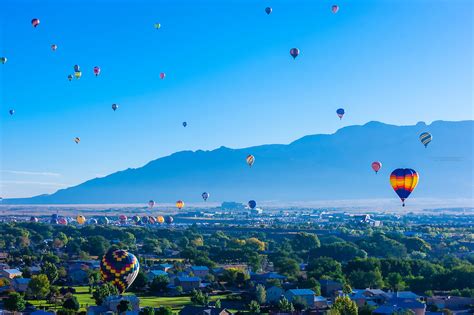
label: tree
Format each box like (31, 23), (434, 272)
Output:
(358, 303), (375, 315)
(249, 300), (261, 314)
(117, 300), (131, 314)
(255, 284), (266, 305)
(140, 306), (155, 315)
(130, 271), (147, 292)
(28, 274), (51, 299)
(150, 275), (170, 293)
(156, 306), (173, 315)
(332, 296), (358, 315)
(83, 236), (110, 256)
(215, 299), (222, 308)
(343, 283), (352, 295)
(4, 292), (26, 314)
(273, 257), (300, 279)
(93, 283), (119, 305)
(293, 296), (308, 311)
(42, 261), (59, 283)
(307, 257), (344, 281)
(191, 289), (209, 306)
(291, 232), (320, 252)
(63, 296), (80, 311)
(387, 273), (406, 291)
(87, 269), (101, 288)
(278, 297), (294, 312)
(348, 269), (384, 289)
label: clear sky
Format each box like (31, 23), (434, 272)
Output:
(0, 0), (472, 198)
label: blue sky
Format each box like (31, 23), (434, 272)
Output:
(1, 0), (472, 198)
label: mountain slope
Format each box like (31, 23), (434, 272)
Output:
(5, 120), (473, 204)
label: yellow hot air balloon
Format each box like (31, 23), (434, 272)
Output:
(74, 71), (82, 79)
(154, 23), (161, 29)
(156, 216), (165, 224)
(176, 200), (184, 209)
(76, 215), (86, 225)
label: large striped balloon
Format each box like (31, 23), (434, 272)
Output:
(390, 168), (419, 207)
(100, 249), (139, 293)
(419, 132), (432, 148)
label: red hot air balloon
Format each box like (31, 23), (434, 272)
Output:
(31, 18), (40, 28)
(290, 48), (300, 59)
(371, 161), (382, 174)
(390, 168), (419, 207)
(331, 5), (339, 14)
(93, 66), (101, 76)
(160, 72), (166, 79)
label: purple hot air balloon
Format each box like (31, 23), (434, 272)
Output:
(290, 48), (300, 59)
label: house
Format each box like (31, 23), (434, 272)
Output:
(374, 300), (426, 315)
(284, 289), (316, 308)
(190, 266), (209, 278)
(314, 296), (328, 309)
(179, 305), (234, 315)
(388, 291), (421, 300)
(12, 278), (31, 292)
(147, 270), (169, 281)
(30, 265), (42, 275)
(157, 263), (174, 272)
(175, 276), (201, 291)
(338, 289), (390, 307)
(0, 268), (22, 279)
(250, 272), (286, 284)
(0, 252), (8, 262)
(319, 279), (342, 297)
(266, 286), (284, 303)
(427, 296), (474, 311)
(68, 265), (88, 284)
(0, 263), (10, 270)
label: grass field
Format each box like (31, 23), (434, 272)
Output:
(29, 286), (229, 312)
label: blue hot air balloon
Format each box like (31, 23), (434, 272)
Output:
(248, 200), (257, 209)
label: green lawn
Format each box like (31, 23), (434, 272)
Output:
(28, 286), (229, 312)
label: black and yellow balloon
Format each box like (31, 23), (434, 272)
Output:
(100, 249), (140, 293)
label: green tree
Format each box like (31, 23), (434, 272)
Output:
(293, 296), (308, 311)
(150, 275), (170, 293)
(291, 232), (321, 252)
(348, 269), (384, 289)
(387, 273), (406, 291)
(249, 300), (261, 314)
(255, 284), (266, 305)
(191, 289), (209, 306)
(130, 271), (148, 292)
(278, 297), (294, 312)
(358, 303), (375, 315)
(84, 236), (110, 256)
(42, 261), (59, 283)
(93, 283), (119, 305)
(332, 296), (358, 315)
(28, 274), (51, 299)
(215, 299), (222, 308)
(4, 292), (26, 314)
(343, 283), (352, 294)
(156, 306), (173, 315)
(63, 296), (80, 311)
(140, 306), (155, 315)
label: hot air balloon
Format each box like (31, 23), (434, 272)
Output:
(148, 216), (156, 224)
(331, 5), (339, 13)
(176, 200), (184, 210)
(112, 104), (118, 111)
(30, 216), (39, 223)
(371, 161), (382, 174)
(98, 217), (109, 225)
(93, 66), (101, 77)
(141, 216), (149, 224)
(89, 218), (98, 225)
(74, 71), (82, 79)
(74, 137), (80, 144)
(336, 108), (345, 119)
(246, 155), (255, 167)
(165, 216), (174, 224)
(73, 65), (80, 72)
(157, 216), (165, 224)
(390, 168), (419, 207)
(9, 109), (14, 116)
(154, 23), (161, 29)
(202, 192), (209, 202)
(419, 132), (432, 148)
(51, 44), (57, 51)
(68, 74), (73, 81)
(31, 18), (40, 28)
(119, 215), (127, 223)
(148, 200), (155, 208)
(132, 215), (141, 224)
(160, 72), (166, 79)
(265, 7), (272, 15)
(248, 200), (257, 209)
(182, 122), (187, 127)
(58, 218), (68, 225)
(1, 57), (7, 64)
(76, 215), (86, 225)
(100, 249), (140, 293)
(50, 218), (58, 225)
(290, 48), (300, 59)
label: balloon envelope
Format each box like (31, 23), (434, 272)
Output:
(68, 74), (73, 81)
(9, 109), (14, 115)
(74, 137), (80, 144)
(112, 104), (118, 111)
(148, 200), (155, 208)
(30, 216), (39, 223)
(390, 168), (419, 206)
(248, 200), (257, 209)
(336, 108), (345, 119)
(100, 249), (139, 293)
(202, 192), (209, 201)
(290, 48), (300, 59)
(0, 57), (7, 64)
(332, 5), (339, 13)
(51, 44), (57, 51)
(165, 216), (174, 224)
(93, 66), (101, 76)
(371, 161), (382, 173)
(246, 155), (255, 167)
(76, 215), (86, 225)
(73, 65), (80, 72)
(265, 7), (272, 14)
(160, 72), (165, 79)
(74, 71), (82, 79)
(419, 132), (432, 148)
(182, 122), (187, 127)
(119, 215), (127, 222)
(31, 18), (40, 27)
(176, 200), (184, 209)
(157, 216), (165, 224)
(154, 23), (161, 29)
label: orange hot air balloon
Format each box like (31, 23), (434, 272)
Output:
(246, 154), (255, 167)
(390, 168), (419, 207)
(156, 216), (165, 224)
(176, 200), (184, 209)
(371, 161), (382, 174)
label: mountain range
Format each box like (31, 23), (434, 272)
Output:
(4, 120), (473, 205)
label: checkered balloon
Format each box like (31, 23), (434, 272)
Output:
(100, 249), (140, 293)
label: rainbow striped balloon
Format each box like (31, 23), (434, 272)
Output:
(419, 132), (432, 148)
(246, 154), (255, 167)
(100, 249), (139, 293)
(390, 168), (419, 207)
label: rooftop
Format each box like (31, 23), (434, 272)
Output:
(287, 289), (315, 296)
